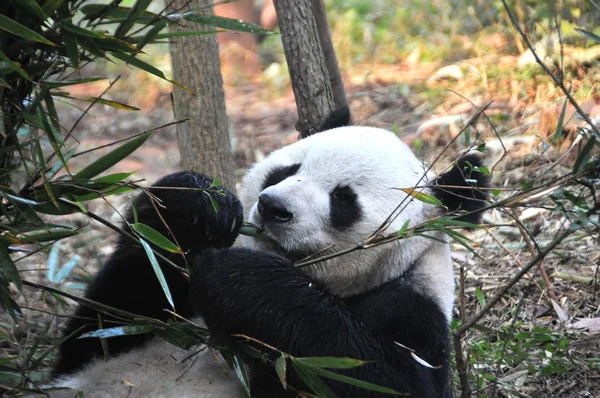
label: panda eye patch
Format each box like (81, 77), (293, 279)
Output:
(330, 185), (362, 229)
(262, 163), (301, 190)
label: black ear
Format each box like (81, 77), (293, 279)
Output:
(318, 106), (352, 132)
(432, 154), (490, 224)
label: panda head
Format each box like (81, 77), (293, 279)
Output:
(237, 126), (487, 305)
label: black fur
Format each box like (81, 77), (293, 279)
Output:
(191, 249), (451, 397)
(262, 163), (301, 191)
(53, 172), (243, 376)
(432, 153), (490, 224)
(330, 185), (363, 229)
(319, 105), (352, 132)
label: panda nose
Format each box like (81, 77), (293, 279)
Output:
(258, 193), (293, 223)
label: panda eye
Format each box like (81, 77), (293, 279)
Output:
(331, 186), (356, 202)
(330, 185), (361, 229)
(262, 163), (301, 190)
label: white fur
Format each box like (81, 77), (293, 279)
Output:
(49, 126), (455, 396)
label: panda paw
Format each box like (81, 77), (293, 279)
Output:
(130, 172), (244, 251)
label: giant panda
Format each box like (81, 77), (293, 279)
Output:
(49, 112), (488, 397)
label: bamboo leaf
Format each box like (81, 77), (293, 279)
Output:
(16, 0), (48, 21)
(399, 188), (444, 206)
(0, 14), (56, 46)
(575, 28), (600, 44)
(553, 95), (570, 142)
(115, 0), (154, 38)
(290, 360), (337, 398)
(110, 52), (190, 92)
(83, 98), (139, 111)
(139, 238), (175, 310)
(573, 136), (597, 173)
(0, 77), (9, 88)
(130, 30), (222, 45)
(61, 31), (80, 70)
(302, 364), (403, 395)
(232, 353), (251, 397)
(54, 255), (81, 283)
(183, 12), (275, 35)
(275, 355), (287, 388)
(0, 49), (30, 79)
(396, 220), (410, 237)
(131, 223), (181, 253)
(0, 244), (22, 291)
(294, 357), (368, 369)
(78, 325), (154, 339)
(76, 131), (153, 180)
(46, 242), (61, 283)
(80, 4), (165, 25)
(42, 77), (108, 88)
(61, 22), (105, 38)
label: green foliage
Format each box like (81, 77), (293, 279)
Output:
(0, 0), (276, 393)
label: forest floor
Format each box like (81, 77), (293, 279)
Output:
(4, 31), (600, 397)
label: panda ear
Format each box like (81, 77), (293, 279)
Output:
(318, 105), (352, 132)
(432, 154), (490, 225)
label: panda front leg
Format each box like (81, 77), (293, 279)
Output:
(189, 248), (438, 397)
(53, 172), (243, 376)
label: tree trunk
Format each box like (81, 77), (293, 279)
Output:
(168, 0), (235, 190)
(310, 0), (347, 112)
(273, 0), (336, 138)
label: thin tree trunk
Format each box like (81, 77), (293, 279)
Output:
(168, 0), (235, 190)
(274, 0), (336, 138)
(310, 0), (347, 112)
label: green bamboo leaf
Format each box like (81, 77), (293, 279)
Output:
(131, 223), (182, 253)
(42, 77), (108, 88)
(80, 4), (165, 25)
(78, 325), (154, 339)
(62, 30), (80, 70)
(399, 188), (444, 206)
(94, 172), (135, 184)
(45, 148), (76, 181)
(275, 355), (287, 388)
(294, 357), (368, 369)
(183, 12), (275, 35)
(0, 244), (22, 291)
(139, 238), (175, 310)
(115, 0), (154, 38)
(15, 0), (48, 21)
(86, 36), (139, 53)
(70, 185), (133, 202)
(38, 102), (70, 177)
(0, 14), (56, 46)
(0, 49), (30, 79)
(83, 98), (139, 111)
(110, 52), (190, 92)
(553, 95), (570, 142)
(573, 136), (597, 173)
(61, 22), (105, 38)
(135, 21), (165, 50)
(575, 28), (600, 44)
(32, 202), (78, 215)
(76, 131), (153, 180)
(0, 77), (9, 88)
(130, 30), (222, 45)
(33, 138), (60, 210)
(442, 229), (483, 259)
(291, 361), (336, 398)
(396, 220), (410, 237)
(42, 0), (66, 15)
(302, 364), (403, 395)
